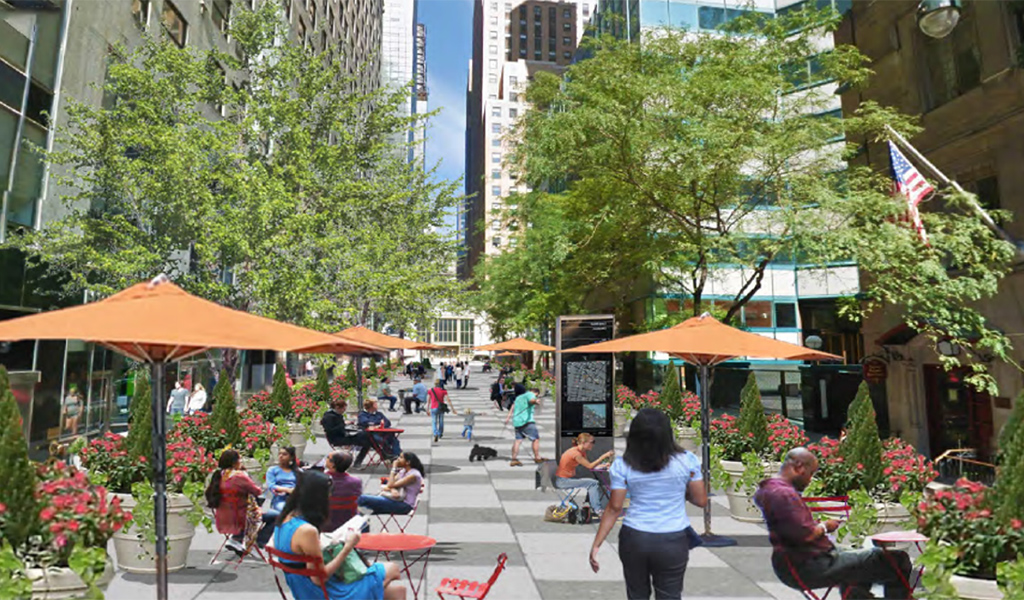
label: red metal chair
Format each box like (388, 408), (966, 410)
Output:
(436, 552), (508, 600)
(209, 505), (266, 568)
(264, 544), (331, 600)
(780, 496), (852, 600)
(329, 494), (360, 529)
(376, 492), (421, 533)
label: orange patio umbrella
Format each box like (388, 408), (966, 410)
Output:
(475, 337), (555, 352)
(0, 275), (380, 599)
(566, 313), (841, 546)
(495, 351), (522, 358)
(335, 325), (433, 351)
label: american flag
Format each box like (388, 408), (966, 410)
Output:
(889, 141), (933, 243)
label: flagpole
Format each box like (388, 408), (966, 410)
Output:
(885, 125), (1024, 260)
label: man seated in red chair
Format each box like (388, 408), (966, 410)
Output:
(754, 447), (912, 599)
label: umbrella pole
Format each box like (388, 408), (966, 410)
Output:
(355, 356), (363, 408)
(698, 363), (736, 548)
(150, 361), (170, 600)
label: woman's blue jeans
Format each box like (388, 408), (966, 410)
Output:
(358, 494), (413, 515)
(431, 408), (445, 437)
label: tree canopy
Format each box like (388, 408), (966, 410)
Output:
(475, 8), (1015, 390)
(6, 3), (461, 333)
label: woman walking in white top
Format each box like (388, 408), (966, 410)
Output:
(455, 364), (464, 389)
(187, 383), (208, 415)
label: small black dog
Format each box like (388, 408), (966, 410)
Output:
(470, 444), (498, 462)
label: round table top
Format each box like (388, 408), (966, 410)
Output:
(358, 533), (436, 552)
(870, 531), (928, 544)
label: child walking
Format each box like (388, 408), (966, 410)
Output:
(462, 409), (476, 441)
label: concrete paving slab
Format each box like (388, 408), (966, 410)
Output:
(430, 483), (501, 508)
(428, 521), (517, 543)
(426, 566), (542, 600)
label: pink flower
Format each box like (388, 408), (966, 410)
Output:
(40, 507), (56, 521)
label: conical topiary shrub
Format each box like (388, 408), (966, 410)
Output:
(126, 369), (153, 464)
(839, 381), (884, 492)
(209, 369), (240, 447)
(996, 391), (1024, 522)
(343, 360), (357, 389)
(314, 362), (330, 405)
(660, 362), (684, 423)
(738, 372), (769, 455)
(368, 356), (378, 380)
(270, 362), (292, 421)
(0, 365), (38, 548)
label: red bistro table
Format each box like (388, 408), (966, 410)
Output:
(357, 533), (436, 599)
(870, 531), (928, 594)
(365, 427), (404, 469)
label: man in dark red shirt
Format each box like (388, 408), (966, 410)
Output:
(754, 448), (912, 599)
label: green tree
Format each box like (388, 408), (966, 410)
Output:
(840, 382), (884, 492)
(0, 366), (38, 549)
(314, 363), (330, 405)
(490, 8), (1015, 392)
(660, 362), (685, 423)
(996, 392), (1024, 522)
(4, 3), (461, 338)
(270, 364), (292, 422)
(738, 372), (769, 455)
(343, 360), (357, 390)
(208, 370), (240, 447)
(126, 369), (153, 464)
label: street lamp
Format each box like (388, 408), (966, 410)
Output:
(917, 0), (961, 39)
(937, 339), (962, 357)
(805, 335), (823, 350)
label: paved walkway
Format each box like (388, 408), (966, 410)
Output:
(105, 371), (803, 600)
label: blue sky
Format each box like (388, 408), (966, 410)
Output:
(419, 0), (473, 228)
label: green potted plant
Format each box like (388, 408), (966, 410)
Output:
(613, 385), (637, 438)
(660, 364), (701, 451)
(78, 371), (216, 573)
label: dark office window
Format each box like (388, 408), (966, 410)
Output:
(162, 1), (188, 47)
(519, 46), (526, 57)
(0, 61), (52, 126)
(212, 0), (231, 33)
(533, 50), (541, 59)
(744, 301), (773, 328)
(563, 21), (570, 30)
(562, 36), (570, 44)
(132, 0), (150, 29)
(775, 303), (798, 328)
(534, 37), (541, 50)
(922, 3), (981, 109)
(975, 176), (1000, 210)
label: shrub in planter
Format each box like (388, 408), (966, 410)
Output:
(240, 409), (283, 463)
(169, 413), (227, 458)
(315, 362), (331, 403)
(208, 369), (241, 448)
(125, 369), (152, 474)
(343, 360), (357, 389)
(996, 391), (1024, 523)
(709, 413), (749, 462)
(270, 363), (293, 420)
(766, 414), (809, 462)
(738, 372), (769, 454)
(839, 382), (884, 492)
(615, 385), (638, 410)
(660, 363), (684, 421)
(0, 366), (38, 549)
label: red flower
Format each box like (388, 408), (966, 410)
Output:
(1012, 519), (1023, 530)
(40, 507), (56, 521)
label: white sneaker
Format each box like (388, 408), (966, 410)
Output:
(225, 538), (246, 557)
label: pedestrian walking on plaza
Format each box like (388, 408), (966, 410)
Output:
(755, 448), (912, 599)
(462, 409), (476, 441)
(62, 386), (82, 435)
(455, 363), (464, 389)
(186, 383), (207, 415)
(305, 359), (314, 377)
(429, 379), (453, 443)
(464, 362), (471, 387)
(589, 408), (707, 600)
(505, 385), (544, 466)
(166, 380), (189, 416)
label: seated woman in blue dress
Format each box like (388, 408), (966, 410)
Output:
(271, 471), (407, 600)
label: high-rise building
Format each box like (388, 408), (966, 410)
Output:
(461, 0), (593, 280)
(0, 0), (384, 457)
(381, 0), (427, 163)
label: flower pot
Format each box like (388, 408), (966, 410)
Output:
(286, 422), (308, 461)
(27, 553), (115, 599)
(872, 501), (911, 534)
(240, 456), (267, 484)
(721, 459), (780, 522)
(677, 426), (699, 452)
(613, 408), (630, 438)
(110, 493), (195, 574)
(311, 418), (325, 438)
(950, 574), (1002, 600)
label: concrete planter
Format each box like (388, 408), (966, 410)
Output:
(721, 459), (780, 522)
(286, 422), (308, 461)
(27, 553), (115, 599)
(240, 456), (267, 484)
(311, 418), (325, 437)
(677, 426), (699, 452)
(950, 574), (1003, 600)
(872, 501), (911, 534)
(110, 493), (194, 574)
(613, 408), (630, 438)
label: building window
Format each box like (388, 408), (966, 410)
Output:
(490, 16), (498, 25)
(509, 76), (517, 86)
(508, 108), (518, 118)
(509, 92), (519, 102)
(492, 138), (501, 147)
(743, 301), (773, 328)
(563, 51), (571, 59)
(491, 219), (501, 231)
(489, 74), (498, 83)
(533, 6), (541, 16)
(284, 0), (291, 20)
(435, 319), (457, 343)
(492, 169), (501, 179)
(921, 4), (981, 110)
(492, 122), (501, 133)
(490, 30), (498, 39)
(460, 319), (475, 349)
(519, 47), (526, 58)
(212, 0), (231, 32)
(583, 4), (589, 16)
(549, 51), (556, 59)
(489, 59), (497, 69)
(775, 303), (797, 328)
(490, 2), (497, 10)
(297, 17), (306, 40)
(549, 6), (556, 20)
(563, 7), (571, 18)
(162, 1), (188, 48)
(492, 185), (502, 196)
(132, 0), (150, 29)
(491, 152), (501, 163)
(492, 236), (502, 248)
(562, 36), (570, 45)
(491, 106), (501, 118)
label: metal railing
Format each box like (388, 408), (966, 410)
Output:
(933, 448), (997, 487)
